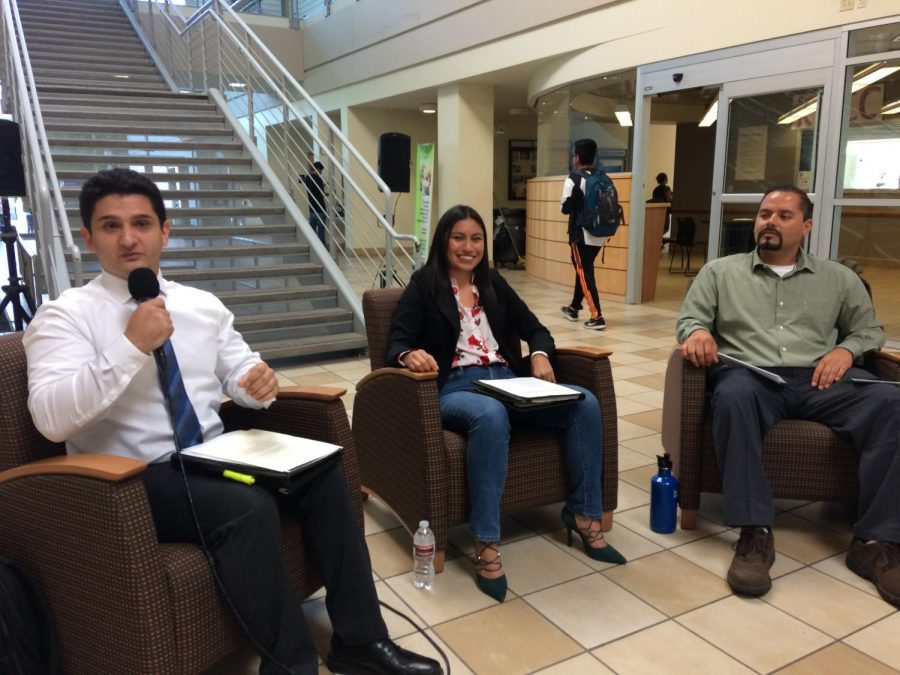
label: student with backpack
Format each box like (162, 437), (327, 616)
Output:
(560, 138), (623, 330)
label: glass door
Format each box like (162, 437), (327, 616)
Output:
(709, 70), (831, 260)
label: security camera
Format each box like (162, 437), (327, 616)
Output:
(672, 73), (684, 83)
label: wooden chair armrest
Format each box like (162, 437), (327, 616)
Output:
(277, 385), (347, 401)
(0, 454), (146, 486)
(356, 366), (438, 391)
(556, 346), (613, 359)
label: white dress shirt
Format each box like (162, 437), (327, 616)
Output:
(24, 272), (265, 463)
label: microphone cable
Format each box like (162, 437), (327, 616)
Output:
(161, 394), (296, 675)
(160, 372), (448, 675)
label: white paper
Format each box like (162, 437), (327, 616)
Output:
(475, 377), (582, 400)
(850, 378), (900, 386)
(180, 429), (341, 473)
(718, 353), (787, 385)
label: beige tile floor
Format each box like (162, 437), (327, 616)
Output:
(208, 267), (899, 675)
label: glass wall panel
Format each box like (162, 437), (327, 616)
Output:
(839, 58), (900, 197)
(847, 22), (900, 58)
(535, 69), (636, 177)
(834, 205), (900, 339)
(723, 88), (822, 194)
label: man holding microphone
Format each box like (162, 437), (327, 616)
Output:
(24, 169), (440, 675)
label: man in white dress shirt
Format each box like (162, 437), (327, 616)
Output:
(23, 169), (440, 675)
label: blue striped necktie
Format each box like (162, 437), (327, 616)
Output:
(157, 339), (204, 450)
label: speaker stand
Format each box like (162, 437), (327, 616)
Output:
(0, 198), (36, 332)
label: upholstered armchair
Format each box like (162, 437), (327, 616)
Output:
(0, 331), (361, 674)
(352, 287), (619, 572)
(661, 348), (900, 529)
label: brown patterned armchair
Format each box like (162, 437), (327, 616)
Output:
(353, 287), (619, 572)
(661, 348), (900, 529)
(0, 331), (362, 674)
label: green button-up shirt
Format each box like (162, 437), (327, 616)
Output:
(676, 249), (884, 367)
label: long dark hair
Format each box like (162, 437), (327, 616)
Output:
(425, 204), (496, 303)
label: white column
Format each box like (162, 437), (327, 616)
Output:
(437, 83), (495, 241)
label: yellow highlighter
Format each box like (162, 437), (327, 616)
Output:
(223, 469), (256, 486)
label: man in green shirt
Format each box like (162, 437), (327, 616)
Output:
(676, 186), (900, 607)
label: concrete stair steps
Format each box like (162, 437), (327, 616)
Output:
(45, 120), (231, 135)
(216, 285), (337, 309)
(36, 94), (215, 112)
(69, 224), (294, 240)
(21, 26), (138, 43)
(61, 176), (266, 191)
(17, 7), (130, 25)
(18, 0), (121, 12)
(70, 243), (309, 264)
(235, 307), (352, 333)
(63, 187), (274, 202)
(26, 44), (148, 61)
(49, 137), (242, 151)
(24, 35), (146, 54)
(253, 334), (368, 362)
(51, 153), (253, 167)
(76, 263), (324, 287)
(30, 60), (158, 77)
(33, 69), (163, 85)
(35, 84), (208, 101)
(67, 205), (285, 220)
(34, 77), (168, 91)
(161, 263), (323, 284)
(42, 106), (223, 122)
(49, 132), (238, 146)
(27, 51), (153, 69)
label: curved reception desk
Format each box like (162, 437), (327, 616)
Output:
(525, 174), (668, 303)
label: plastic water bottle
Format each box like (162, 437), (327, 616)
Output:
(413, 520), (435, 590)
(650, 453), (679, 533)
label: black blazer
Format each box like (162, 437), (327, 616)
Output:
(386, 268), (555, 390)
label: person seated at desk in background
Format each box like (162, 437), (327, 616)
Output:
(650, 172), (674, 243)
(23, 168), (441, 675)
(386, 204), (626, 603)
(676, 184), (900, 607)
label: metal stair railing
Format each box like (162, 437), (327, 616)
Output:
(1, 0), (82, 300)
(123, 0), (418, 292)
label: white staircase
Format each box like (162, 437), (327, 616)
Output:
(17, 0), (368, 360)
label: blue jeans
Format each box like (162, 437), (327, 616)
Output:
(439, 364), (603, 541)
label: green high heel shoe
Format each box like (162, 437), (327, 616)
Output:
(473, 541), (507, 602)
(561, 508), (627, 565)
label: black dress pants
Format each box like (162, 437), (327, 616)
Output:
(710, 365), (900, 543)
(142, 459), (387, 675)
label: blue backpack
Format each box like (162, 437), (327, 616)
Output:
(572, 170), (624, 238)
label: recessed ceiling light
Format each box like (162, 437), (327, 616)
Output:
(418, 103), (437, 114)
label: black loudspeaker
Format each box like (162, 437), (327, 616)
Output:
(377, 132), (411, 193)
(0, 120), (27, 198)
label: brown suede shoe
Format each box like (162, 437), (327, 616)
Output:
(846, 539), (900, 608)
(727, 527), (775, 596)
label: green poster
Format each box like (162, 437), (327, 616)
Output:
(414, 143), (434, 265)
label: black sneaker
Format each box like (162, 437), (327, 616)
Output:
(584, 316), (606, 330)
(560, 306), (579, 321)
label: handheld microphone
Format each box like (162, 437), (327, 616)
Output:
(127, 267), (167, 369)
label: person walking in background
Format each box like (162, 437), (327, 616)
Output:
(387, 204), (625, 604)
(560, 138), (607, 330)
(300, 159), (327, 244)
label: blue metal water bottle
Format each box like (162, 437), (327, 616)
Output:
(650, 453), (678, 533)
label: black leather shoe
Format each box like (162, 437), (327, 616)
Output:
(326, 636), (442, 675)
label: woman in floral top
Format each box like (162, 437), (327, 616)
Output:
(387, 205), (626, 602)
